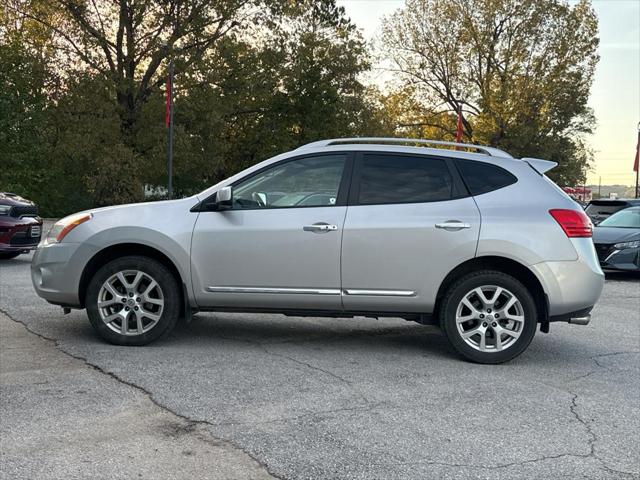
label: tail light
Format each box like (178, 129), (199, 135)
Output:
(549, 209), (592, 237)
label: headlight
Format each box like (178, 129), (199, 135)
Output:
(613, 240), (640, 250)
(44, 213), (92, 245)
(0, 205), (11, 215)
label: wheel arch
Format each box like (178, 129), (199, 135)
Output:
(78, 243), (186, 309)
(433, 256), (548, 325)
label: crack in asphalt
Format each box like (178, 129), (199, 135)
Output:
(3, 306), (638, 479)
(568, 350), (639, 383)
(568, 392), (596, 458)
(591, 350), (639, 369)
(370, 391), (640, 478)
(568, 392), (639, 479)
(0, 307), (286, 480)
(210, 403), (389, 428)
(214, 332), (375, 406)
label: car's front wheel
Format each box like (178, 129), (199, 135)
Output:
(86, 256), (180, 345)
(0, 252), (22, 260)
(439, 271), (538, 364)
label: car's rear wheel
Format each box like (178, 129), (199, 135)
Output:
(439, 271), (537, 364)
(0, 252), (22, 260)
(86, 256), (180, 345)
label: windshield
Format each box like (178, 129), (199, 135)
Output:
(598, 207), (640, 228)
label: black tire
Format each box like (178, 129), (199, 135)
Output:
(439, 270), (537, 364)
(0, 252), (22, 260)
(86, 256), (180, 346)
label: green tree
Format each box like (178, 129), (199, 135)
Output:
(0, 39), (49, 201)
(380, 0), (599, 185)
(5, 0), (265, 138)
(1, 0), (386, 213)
(48, 74), (144, 210)
(140, 0), (386, 196)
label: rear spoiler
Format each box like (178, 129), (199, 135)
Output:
(522, 157), (558, 174)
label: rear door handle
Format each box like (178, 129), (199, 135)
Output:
(435, 221), (471, 230)
(303, 222), (338, 233)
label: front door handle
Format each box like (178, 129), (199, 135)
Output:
(303, 222), (338, 233)
(435, 221), (471, 230)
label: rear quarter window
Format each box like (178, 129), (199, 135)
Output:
(455, 159), (517, 196)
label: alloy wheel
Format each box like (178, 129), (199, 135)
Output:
(455, 285), (525, 353)
(97, 270), (164, 336)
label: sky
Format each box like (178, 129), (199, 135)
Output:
(337, 0), (640, 186)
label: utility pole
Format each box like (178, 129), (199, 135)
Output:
(635, 123), (639, 199)
(598, 176), (601, 198)
(166, 59), (174, 199)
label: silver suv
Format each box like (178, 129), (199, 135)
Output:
(31, 138), (604, 363)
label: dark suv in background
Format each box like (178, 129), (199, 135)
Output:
(0, 193), (43, 259)
(585, 199), (640, 225)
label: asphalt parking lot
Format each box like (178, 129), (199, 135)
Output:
(1, 251), (639, 480)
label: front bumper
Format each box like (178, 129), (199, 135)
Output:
(0, 220), (42, 252)
(31, 242), (85, 306)
(0, 244), (38, 253)
(595, 243), (640, 272)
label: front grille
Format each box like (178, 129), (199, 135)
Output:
(10, 205), (38, 218)
(9, 227), (41, 246)
(594, 243), (613, 262)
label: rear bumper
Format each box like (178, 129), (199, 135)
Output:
(532, 238), (605, 317)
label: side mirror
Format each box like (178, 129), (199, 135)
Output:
(253, 191), (267, 206)
(217, 186), (232, 204)
(203, 186), (232, 211)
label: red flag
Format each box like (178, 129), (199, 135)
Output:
(634, 129), (639, 173)
(165, 71), (172, 128)
(455, 107), (463, 144)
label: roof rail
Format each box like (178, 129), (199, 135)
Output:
(297, 137), (513, 158)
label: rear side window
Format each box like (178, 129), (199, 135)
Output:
(356, 154), (454, 205)
(456, 159), (517, 195)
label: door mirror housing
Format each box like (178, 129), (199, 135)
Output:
(199, 186), (232, 212)
(214, 186), (233, 210)
(217, 186), (232, 204)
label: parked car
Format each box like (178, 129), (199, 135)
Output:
(592, 206), (640, 272)
(31, 138), (604, 364)
(0, 192), (43, 260)
(585, 199), (640, 225)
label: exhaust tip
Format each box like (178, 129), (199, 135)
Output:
(569, 315), (591, 326)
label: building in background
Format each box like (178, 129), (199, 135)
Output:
(562, 186), (592, 204)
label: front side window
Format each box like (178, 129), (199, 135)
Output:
(356, 154), (454, 205)
(232, 154), (346, 209)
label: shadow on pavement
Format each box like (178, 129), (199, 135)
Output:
(604, 270), (640, 282)
(168, 312), (454, 358)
